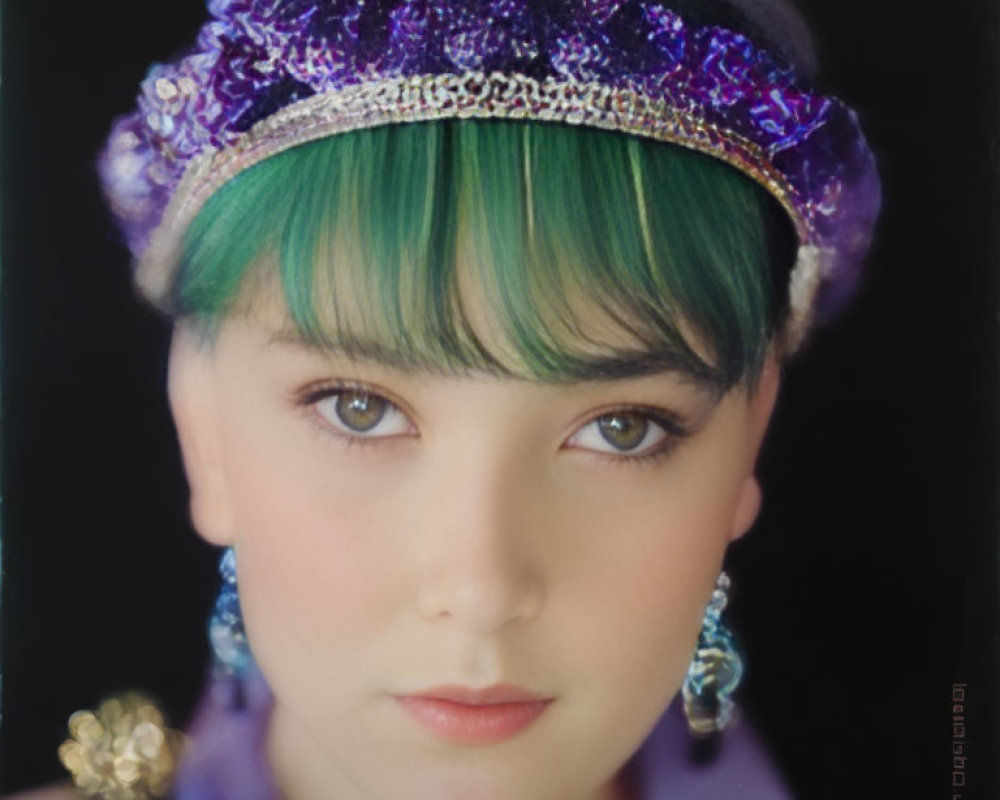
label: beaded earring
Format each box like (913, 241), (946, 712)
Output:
(208, 547), (253, 676)
(681, 571), (744, 736)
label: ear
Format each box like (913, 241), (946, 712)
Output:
(168, 324), (236, 546)
(730, 352), (781, 541)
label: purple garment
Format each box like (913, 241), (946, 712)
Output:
(634, 698), (793, 799)
(173, 670), (280, 800)
(173, 669), (793, 800)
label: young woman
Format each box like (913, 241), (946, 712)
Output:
(7, 0), (882, 798)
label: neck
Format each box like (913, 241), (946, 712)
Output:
(268, 704), (367, 800)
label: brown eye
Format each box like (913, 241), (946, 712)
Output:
(311, 386), (414, 442)
(566, 408), (675, 460)
(596, 413), (649, 451)
(334, 391), (388, 432)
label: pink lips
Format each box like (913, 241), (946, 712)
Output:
(395, 685), (552, 745)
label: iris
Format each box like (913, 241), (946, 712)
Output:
(335, 392), (388, 432)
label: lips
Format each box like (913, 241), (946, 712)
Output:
(395, 685), (552, 745)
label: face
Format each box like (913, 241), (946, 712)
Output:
(169, 301), (779, 800)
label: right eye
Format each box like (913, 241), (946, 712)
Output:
(311, 388), (414, 440)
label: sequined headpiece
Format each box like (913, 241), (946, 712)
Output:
(101, 0), (880, 348)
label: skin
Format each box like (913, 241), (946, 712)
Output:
(168, 296), (780, 800)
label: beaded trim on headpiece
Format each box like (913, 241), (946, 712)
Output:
(100, 0), (880, 350)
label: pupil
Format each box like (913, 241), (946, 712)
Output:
(335, 392), (386, 432)
(598, 413), (648, 451)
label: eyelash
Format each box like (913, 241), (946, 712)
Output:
(292, 381), (692, 467)
(294, 380), (409, 452)
(580, 405), (691, 468)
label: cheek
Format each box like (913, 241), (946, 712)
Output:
(551, 447), (749, 696)
(214, 411), (412, 683)
(559, 503), (727, 677)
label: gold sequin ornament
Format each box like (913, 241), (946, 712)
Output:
(58, 693), (187, 800)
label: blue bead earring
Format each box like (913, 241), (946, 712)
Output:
(208, 547), (253, 676)
(681, 571), (744, 737)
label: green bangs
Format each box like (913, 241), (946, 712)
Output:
(175, 120), (794, 388)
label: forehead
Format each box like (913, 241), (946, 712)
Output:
(225, 265), (724, 392)
(198, 313), (730, 435)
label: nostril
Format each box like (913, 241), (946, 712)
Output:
(415, 552), (545, 634)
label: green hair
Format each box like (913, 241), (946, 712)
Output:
(175, 120), (794, 389)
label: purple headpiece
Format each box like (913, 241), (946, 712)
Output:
(101, 0), (880, 349)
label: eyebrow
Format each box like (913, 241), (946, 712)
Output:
(265, 328), (726, 395)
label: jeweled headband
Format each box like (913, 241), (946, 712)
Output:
(100, 0), (880, 349)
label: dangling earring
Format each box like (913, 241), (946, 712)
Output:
(682, 571), (744, 737)
(208, 547), (253, 676)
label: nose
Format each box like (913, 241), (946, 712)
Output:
(414, 461), (546, 635)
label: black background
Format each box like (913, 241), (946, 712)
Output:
(1, 1), (998, 798)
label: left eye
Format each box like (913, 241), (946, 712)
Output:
(312, 389), (413, 438)
(567, 411), (670, 456)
